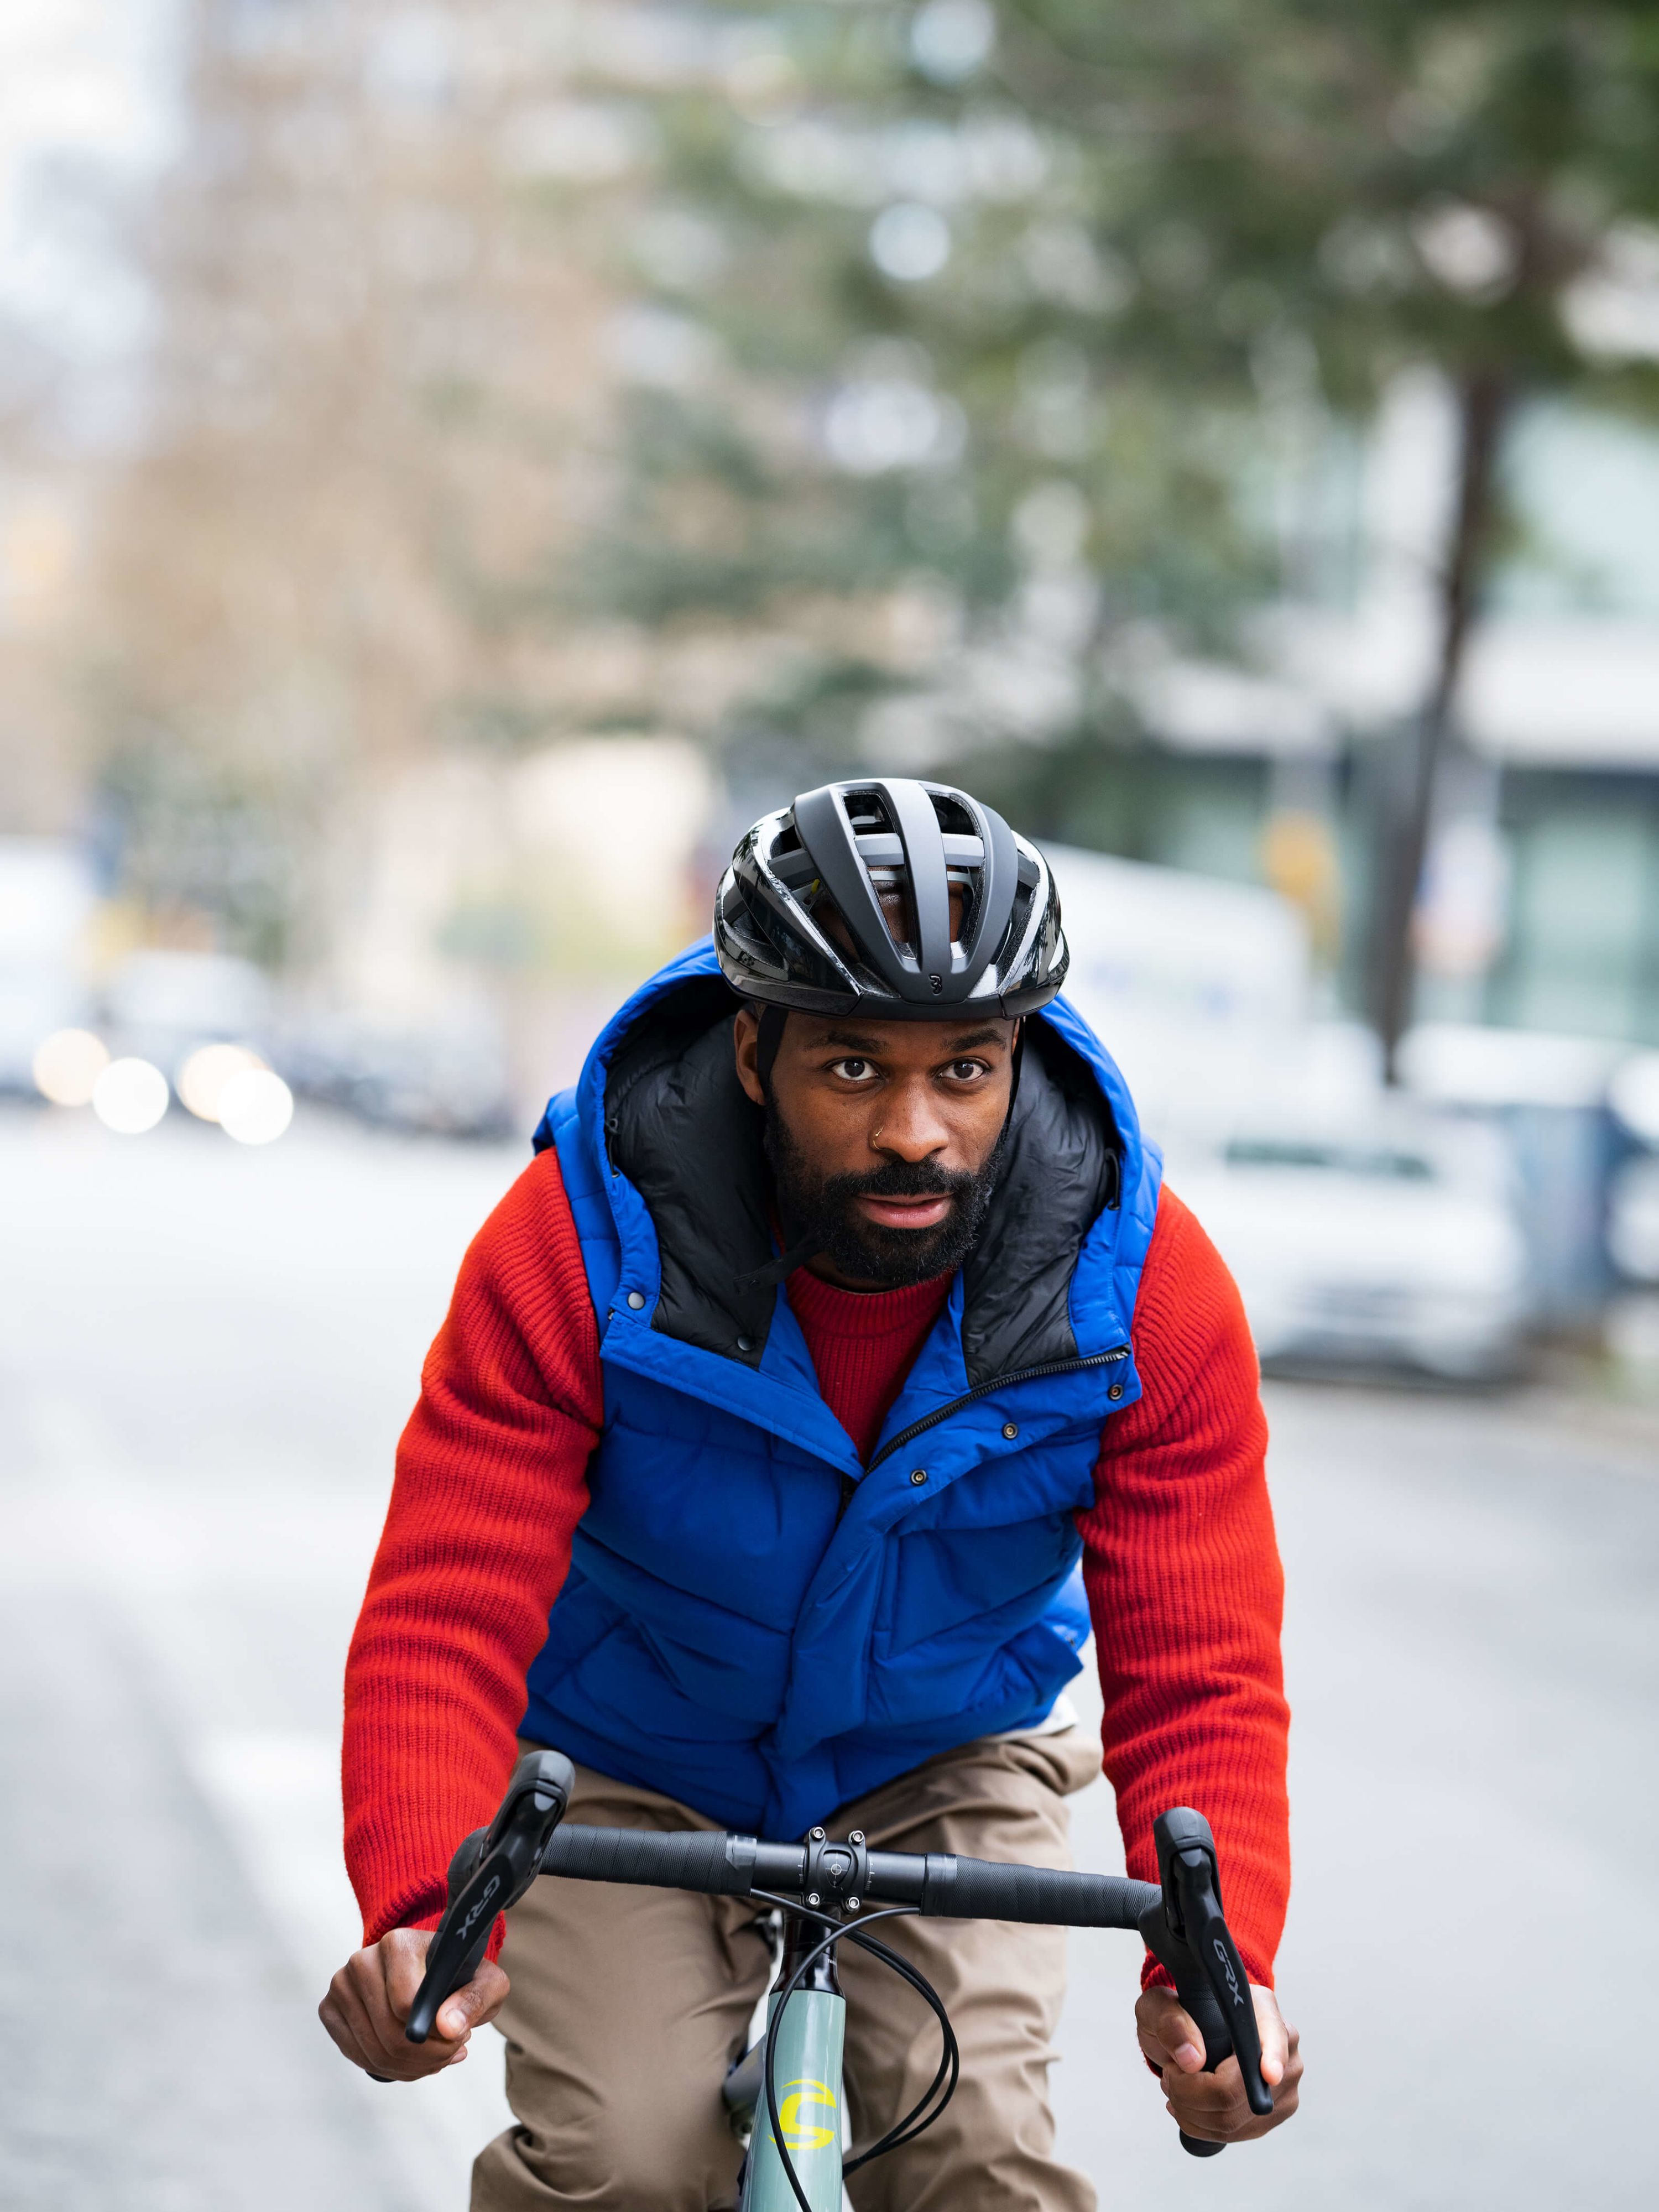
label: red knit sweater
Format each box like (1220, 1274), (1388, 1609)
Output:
(343, 1155), (1290, 1985)
(785, 1264), (955, 1461)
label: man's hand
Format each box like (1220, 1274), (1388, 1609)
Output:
(319, 1928), (509, 2082)
(1136, 1983), (1301, 2145)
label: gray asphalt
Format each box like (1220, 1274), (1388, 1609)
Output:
(3, 1103), (1653, 2210)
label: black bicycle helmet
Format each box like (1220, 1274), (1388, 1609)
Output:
(714, 777), (1067, 1020)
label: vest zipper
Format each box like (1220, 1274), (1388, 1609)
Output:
(854, 1343), (1134, 1486)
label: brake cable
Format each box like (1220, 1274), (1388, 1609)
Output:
(750, 1893), (961, 2212)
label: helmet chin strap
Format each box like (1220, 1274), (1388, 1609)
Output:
(737, 1005), (822, 1291)
(734, 1227), (822, 1293)
(755, 1003), (789, 1094)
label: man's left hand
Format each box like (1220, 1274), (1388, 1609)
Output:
(1135, 1983), (1301, 2144)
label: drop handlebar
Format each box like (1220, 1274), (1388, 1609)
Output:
(406, 1749), (1272, 2155)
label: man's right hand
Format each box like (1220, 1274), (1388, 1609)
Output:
(319, 1927), (510, 2081)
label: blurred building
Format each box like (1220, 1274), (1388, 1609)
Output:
(1115, 373), (1659, 1048)
(84, 0), (629, 967)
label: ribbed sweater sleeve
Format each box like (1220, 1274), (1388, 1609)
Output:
(1081, 1186), (1290, 1991)
(342, 1147), (601, 1949)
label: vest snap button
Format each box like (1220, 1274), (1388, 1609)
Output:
(1001, 1421), (1019, 1440)
(627, 1291), (646, 1311)
(1108, 1383), (1124, 1400)
(909, 1468), (928, 1486)
(736, 1335), (754, 1353)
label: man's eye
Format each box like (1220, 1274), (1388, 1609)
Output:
(830, 1057), (874, 1082)
(946, 1060), (989, 1081)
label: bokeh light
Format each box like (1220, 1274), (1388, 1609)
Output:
(178, 1041), (266, 1122)
(910, 0), (997, 84)
(868, 202), (951, 283)
(91, 1057), (170, 1135)
(217, 1067), (294, 1146)
(32, 1027), (109, 1107)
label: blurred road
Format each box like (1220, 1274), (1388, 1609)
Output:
(3, 1104), (1654, 2211)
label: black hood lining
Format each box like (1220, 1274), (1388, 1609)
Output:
(604, 980), (1119, 1381)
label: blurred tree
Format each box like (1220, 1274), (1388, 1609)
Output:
(990, 0), (1659, 1064)
(83, 0), (630, 966)
(552, 0), (1274, 823)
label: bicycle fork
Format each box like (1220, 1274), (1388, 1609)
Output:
(726, 1910), (847, 2212)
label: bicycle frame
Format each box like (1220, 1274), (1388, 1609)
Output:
(726, 1908), (847, 2212)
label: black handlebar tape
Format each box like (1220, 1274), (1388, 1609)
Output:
(910, 1854), (1160, 1928)
(534, 1828), (1165, 1930)
(536, 1825), (807, 1896)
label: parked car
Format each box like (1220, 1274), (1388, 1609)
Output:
(100, 951), (274, 1075)
(1173, 1113), (1530, 1380)
(276, 1006), (515, 1140)
(1609, 1154), (1659, 1283)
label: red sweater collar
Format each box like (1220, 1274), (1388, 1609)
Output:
(785, 1265), (954, 1339)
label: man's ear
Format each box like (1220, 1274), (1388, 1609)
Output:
(733, 1007), (766, 1107)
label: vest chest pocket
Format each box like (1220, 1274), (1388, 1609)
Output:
(877, 1514), (1084, 1660)
(585, 1403), (840, 1632)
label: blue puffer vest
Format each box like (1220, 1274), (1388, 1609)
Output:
(523, 942), (1162, 1839)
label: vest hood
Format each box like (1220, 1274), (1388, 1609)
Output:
(535, 937), (1161, 1401)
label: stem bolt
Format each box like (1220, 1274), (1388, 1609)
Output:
(847, 1896), (860, 1912)
(848, 1830), (864, 1844)
(806, 1892), (821, 1907)
(809, 1826), (826, 1841)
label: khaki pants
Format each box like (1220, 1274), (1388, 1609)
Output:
(473, 1728), (1102, 2212)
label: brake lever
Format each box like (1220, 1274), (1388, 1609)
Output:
(405, 1749), (575, 2044)
(1138, 1808), (1273, 2158)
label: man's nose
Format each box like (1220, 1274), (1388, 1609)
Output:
(869, 1078), (950, 1161)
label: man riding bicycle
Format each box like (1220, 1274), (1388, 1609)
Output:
(321, 778), (1301, 2208)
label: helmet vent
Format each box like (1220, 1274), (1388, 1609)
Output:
(714, 777), (1066, 1016)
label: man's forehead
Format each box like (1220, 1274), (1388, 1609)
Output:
(790, 1016), (1015, 1053)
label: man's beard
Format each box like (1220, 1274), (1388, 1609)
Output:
(764, 1106), (1007, 1288)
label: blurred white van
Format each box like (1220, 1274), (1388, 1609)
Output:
(1175, 1118), (1530, 1380)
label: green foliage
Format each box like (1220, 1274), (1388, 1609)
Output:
(557, 0), (1279, 775)
(999, 0), (1659, 410)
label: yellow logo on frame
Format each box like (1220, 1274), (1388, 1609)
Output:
(779, 2076), (838, 2152)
